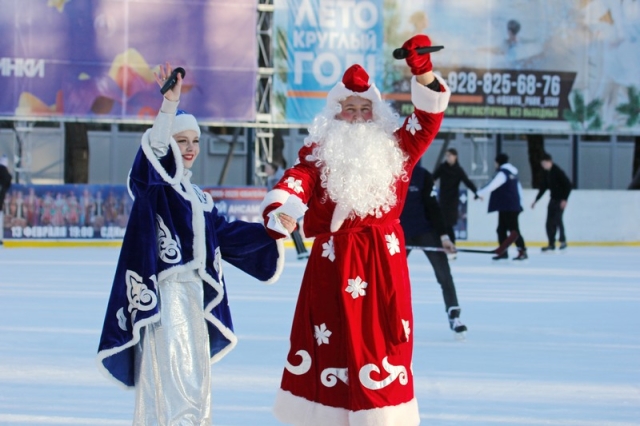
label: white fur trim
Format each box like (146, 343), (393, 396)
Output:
(410, 74), (450, 113)
(259, 189), (291, 215)
(274, 389), (349, 426)
(140, 129), (184, 186)
(349, 397), (420, 426)
(96, 312), (161, 390)
(330, 203), (351, 233)
(273, 389), (420, 426)
(326, 81), (382, 108)
(263, 238), (285, 285)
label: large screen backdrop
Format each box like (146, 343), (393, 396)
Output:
(0, 0), (257, 122)
(273, 0), (640, 134)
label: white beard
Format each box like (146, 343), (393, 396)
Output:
(310, 119), (407, 219)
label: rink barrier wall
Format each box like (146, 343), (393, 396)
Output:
(2, 189), (639, 248)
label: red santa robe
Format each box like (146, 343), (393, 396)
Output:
(262, 73), (450, 426)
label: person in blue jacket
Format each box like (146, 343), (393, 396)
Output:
(96, 63), (286, 425)
(400, 163), (467, 336)
(476, 153), (528, 260)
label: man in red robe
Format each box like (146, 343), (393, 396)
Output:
(260, 34), (451, 425)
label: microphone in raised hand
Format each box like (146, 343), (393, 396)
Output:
(392, 45), (444, 60)
(160, 67), (186, 95)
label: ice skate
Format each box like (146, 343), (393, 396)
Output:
(559, 242), (567, 250)
(492, 251), (508, 261)
(541, 244), (555, 253)
(448, 307), (467, 339)
(513, 248), (528, 261)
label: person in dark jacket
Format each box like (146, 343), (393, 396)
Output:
(531, 152), (572, 251)
(401, 163), (467, 336)
(0, 154), (12, 244)
(476, 153), (528, 260)
(432, 148), (478, 243)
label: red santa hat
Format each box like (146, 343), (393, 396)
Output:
(326, 64), (382, 111)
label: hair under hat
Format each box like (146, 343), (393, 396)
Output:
(172, 109), (201, 137)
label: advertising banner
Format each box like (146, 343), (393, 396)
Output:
(203, 186), (268, 223)
(2, 184), (469, 241)
(2, 184), (267, 241)
(274, 0), (385, 123)
(0, 0), (257, 122)
(274, 0), (640, 134)
(3, 184), (132, 240)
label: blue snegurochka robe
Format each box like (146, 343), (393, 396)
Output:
(96, 130), (284, 388)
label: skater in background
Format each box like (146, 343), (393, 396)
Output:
(260, 33), (450, 425)
(476, 153), (528, 261)
(531, 152), (572, 251)
(401, 162), (467, 336)
(97, 63), (284, 425)
(0, 154), (12, 244)
(265, 161), (309, 260)
(432, 147), (478, 244)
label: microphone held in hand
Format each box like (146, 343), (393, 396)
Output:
(160, 67), (186, 94)
(393, 45), (444, 60)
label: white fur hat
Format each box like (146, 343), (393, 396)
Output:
(172, 109), (201, 137)
(326, 64), (382, 111)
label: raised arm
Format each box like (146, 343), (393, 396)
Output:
(396, 34), (451, 162)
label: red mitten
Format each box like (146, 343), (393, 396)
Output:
(402, 34), (433, 75)
(262, 203), (288, 239)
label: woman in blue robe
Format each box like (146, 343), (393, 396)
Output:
(96, 64), (285, 425)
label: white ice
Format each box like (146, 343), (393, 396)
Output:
(0, 245), (638, 425)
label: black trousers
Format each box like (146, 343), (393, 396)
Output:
(497, 211), (526, 250)
(546, 199), (566, 246)
(405, 231), (459, 312)
(440, 202), (458, 244)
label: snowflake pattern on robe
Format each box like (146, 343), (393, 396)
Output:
(402, 319), (411, 341)
(314, 323), (332, 346)
(285, 177), (304, 193)
(386, 232), (400, 255)
(345, 276), (368, 299)
(406, 113), (422, 135)
(321, 236), (336, 262)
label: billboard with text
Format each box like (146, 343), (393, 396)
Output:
(273, 0), (640, 134)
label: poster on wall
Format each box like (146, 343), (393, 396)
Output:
(2, 184), (268, 241)
(3, 184), (132, 240)
(0, 0), (257, 122)
(273, 0), (640, 134)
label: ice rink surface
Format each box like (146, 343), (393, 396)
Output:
(0, 245), (638, 426)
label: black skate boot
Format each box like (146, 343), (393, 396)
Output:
(541, 244), (555, 253)
(492, 251), (508, 261)
(559, 242), (567, 250)
(513, 248), (528, 261)
(447, 307), (467, 339)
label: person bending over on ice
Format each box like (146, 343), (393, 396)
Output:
(96, 63), (284, 425)
(260, 34), (450, 426)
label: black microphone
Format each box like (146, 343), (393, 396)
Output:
(160, 67), (186, 95)
(393, 45), (444, 60)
